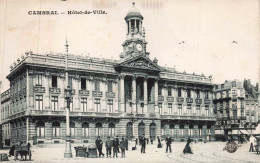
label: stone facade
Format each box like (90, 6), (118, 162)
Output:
(0, 3), (215, 146)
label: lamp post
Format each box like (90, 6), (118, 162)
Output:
(64, 39), (72, 158)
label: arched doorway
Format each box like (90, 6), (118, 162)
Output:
(138, 122), (145, 138)
(149, 123), (156, 140)
(126, 122), (133, 139)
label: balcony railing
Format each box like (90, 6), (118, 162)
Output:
(186, 98), (193, 103)
(158, 95), (164, 101)
(93, 91), (103, 97)
(177, 97), (184, 104)
(195, 98), (202, 104)
(79, 90), (89, 96)
(50, 88), (61, 94)
(204, 99), (211, 104)
(160, 114), (216, 121)
(167, 96), (174, 102)
(34, 86), (46, 93)
(106, 92), (115, 98)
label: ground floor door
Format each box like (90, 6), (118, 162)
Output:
(138, 123), (145, 138)
(126, 122), (133, 138)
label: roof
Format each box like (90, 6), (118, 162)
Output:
(125, 2), (143, 20)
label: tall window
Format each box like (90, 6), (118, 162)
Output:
(70, 122), (75, 138)
(178, 104), (182, 115)
(65, 98), (73, 111)
(95, 122), (103, 137)
(52, 121), (60, 138)
(178, 88), (182, 97)
(187, 89), (191, 98)
(205, 105), (209, 116)
(140, 103), (144, 114)
(107, 81), (113, 92)
(196, 105), (200, 115)
(81, 98), (87, 112)
(158, 86), (162, 95)
(158, 103), (162, 114)
(51, 96), (58, 111)
(52, 76), (57, 88)
(81, 78), (86, 90)
(36, 121), (45, 138)
(108, 99), (113, 113)
(36, 95), (43, 110)
(94, 80), (100, 91)
(196, 90), (200, 98)
(109, 123), (115, 137)
(169, 124), (174, 136)
(95, 99), (101, 112)
(189, 125), (194, 136)
(168, 88), (172, 96)
(68, 77), (72, 89)
(232, 81), (236, 88)
(82, 122), (89, 138)
(187, 104), (192, 115)
(35, 74), (42, 86)
(198, 125), (202, 137)
(161, 124), (166, 136)
(205, 91), (209, 99)
(168, 103), (172, 115)
(179, 124), (184, 137)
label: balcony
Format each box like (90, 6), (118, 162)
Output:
(195, 98), (202, 104)
(160, 114), (216, 121)
(34, 86), (45, 93)
(79, 90), (89, 96)
(177, 97), (184, 104)
(50, 88), (61, 94)
(204, 99), (211, 104)
(186, 98), (193, 103)
(106, 92), (115, 98)
(92, 91), (103, 97)
(167, 96), (174, 102)
(158, 95), (164, 101)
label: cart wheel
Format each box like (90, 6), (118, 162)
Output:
(29, 151), (31, 160)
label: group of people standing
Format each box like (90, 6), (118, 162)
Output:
(95, 136), (128, 158)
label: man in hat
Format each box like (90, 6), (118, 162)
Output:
(105, 136), (112, 158)
(115, 135), (120, 153)
(95, 136), (105, 157)
(140, 134), (146, 153)
(165, 135), (172, 153)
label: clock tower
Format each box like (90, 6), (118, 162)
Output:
(121, 2), (149, 59)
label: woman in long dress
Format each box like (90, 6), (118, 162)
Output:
(183, 136), (193, 154)
(157, 136), (162, 148)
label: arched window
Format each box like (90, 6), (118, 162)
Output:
(95, 122), (103, 137)
(82, 122), (89, 138)
(108, 123), (115, 137)
(189, 124), (194, 136)
(179, 124), (184, 137)
(161, 124), (166, 137)
(207, 125), (211, 135)
(169, 124), (175, 136)
(52, 121), (60, 138)
(70, 122), (75, 138)
(126, 122), (133, 138)
(36, 121), (45, 138)
(198, 125), (203, 137)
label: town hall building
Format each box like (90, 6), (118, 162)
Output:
(1, 3), (216, 145)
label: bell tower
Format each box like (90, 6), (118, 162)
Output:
(121, 2), (148, 59)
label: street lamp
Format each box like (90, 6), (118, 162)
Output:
(64, 39), (72, 158)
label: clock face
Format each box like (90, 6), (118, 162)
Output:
(136, 44), (143, 51)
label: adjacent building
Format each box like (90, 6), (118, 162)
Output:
(0, 3), (215, 146)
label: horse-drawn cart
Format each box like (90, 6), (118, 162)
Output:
(14, 146), (32, 161)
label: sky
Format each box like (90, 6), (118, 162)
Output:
(0, 0), (259, 91)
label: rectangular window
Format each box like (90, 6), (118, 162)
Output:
(109, 128), (115, 137)
(196, 90), (200, 98)
(95, 99), (101, 112)
(36, 95), (43, 110)
(52, 127), (60, 138)
(205, 91), (209, 99)
(81, 98), (87, 112)
(158, 86), (162, 96)
(187, 89), (191, 98)
(198, 129), (202, 136)
(205, 105), (209, 116)
(51, 96), (58, 111)
(52, 76), (57, 88)
(232, 81), (236, 88)
(158, 103), (162, 114)
(68, 77), (72, 89)
(178, 88), (182, 97)
(189, 129), (194, 136)
(70, 128), (75, 137)
(65, 99), (73, 111)
(196, 105), (200, 115)
(81, 78), (86, 90)
(37, 127), (45, 137)
(170, 129), (174, 136)
(141, 103), (144, 114)
(35, 74), (42, 86)
(179, 129), (184, 136)
(221, 84), (224, 89)
(94, 80), (100, 91)
(178, 104), (182, 115)
(187, 104), (192, 115)
(168, 103), (172, 115)
(83, 128), (89, 138)
(107, 81), (113, 92)
(96, 128), (103, 136)
(108, 99), (113, 113)
(168, 88), (172, 96)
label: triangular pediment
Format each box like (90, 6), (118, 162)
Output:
(115, 55), (163, 72)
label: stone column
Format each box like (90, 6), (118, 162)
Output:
(132, 76), (137, 113)
(163, 84), (167, 115)
(120, 75), (125, 113)
(87, 78), (93, 112)
(154, 78), (159, 113)
(143, 77), (148, 113)
(73, 77), (80, 111)
(44, 73), (50, 110)
(58, 75), (65, 110)
(128, 20), (131, 34)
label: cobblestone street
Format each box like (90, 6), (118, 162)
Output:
(1, 141), (259, 163)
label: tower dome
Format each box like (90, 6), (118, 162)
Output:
(125, 2), (143, 20)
